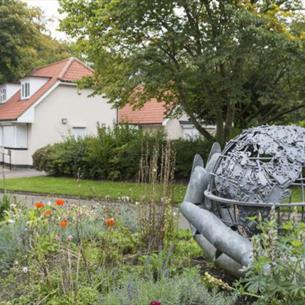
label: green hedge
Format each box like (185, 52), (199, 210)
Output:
(33, 126), (211, 181)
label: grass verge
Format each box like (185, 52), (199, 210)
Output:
(0, 176), (187, 203)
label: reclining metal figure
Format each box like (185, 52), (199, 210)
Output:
(180, 125), (305, 276)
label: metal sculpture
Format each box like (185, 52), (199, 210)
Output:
(180, 125), (305, 276)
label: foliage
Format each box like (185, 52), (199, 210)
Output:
(60, 0), (305, 144)
(173, 137), (210, 180)
(102, 268), (236, 305)
(0, 197), (236, 305)
(32, 125), (211, 181)
(0, 0), (70, 84)
(0, 199), (137, 303)
(240, 209), (305, 305)
(0, 194), (10, 220)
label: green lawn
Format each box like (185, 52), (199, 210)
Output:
(0, 176), (187, 204)
(1, 176), (303, 205)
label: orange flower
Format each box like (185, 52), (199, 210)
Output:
(55, 199), (65, 206)
(105, 217), (115, 227)
(43, 210), (52, 217)
(59, 219), (68, 229)
(34, 202), (45, 209)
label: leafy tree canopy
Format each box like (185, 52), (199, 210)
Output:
(0, 0), (71, 84)
(60, 0), (305, 143)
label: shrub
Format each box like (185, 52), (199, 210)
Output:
(102, 268), (236, 305)
(33, 138), (91, 177)
(33, 125), (212, 181)
(240, 209), (305, 305)
(0, 194), (10, 220)
(172, 138), (211, 181)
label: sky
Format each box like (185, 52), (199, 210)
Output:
(22, 0), (67, 40)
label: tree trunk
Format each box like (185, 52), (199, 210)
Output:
(216, 111), (225, 146)
(187, 110), (216, 142)
(176, 85), (216, 142)
(224, 100), (235, 143)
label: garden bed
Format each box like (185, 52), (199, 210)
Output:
(0, 197), (239, 305)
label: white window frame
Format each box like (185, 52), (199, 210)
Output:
(72, 127), (87, 140)
(21, 82), (30, 99)
(2, 125), (28, 149)
(0, 88), (6, 103)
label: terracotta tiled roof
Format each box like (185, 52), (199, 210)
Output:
(118, 99), (166, 124)
(61, 60), (93, 81)
(0, 58), (93, 121)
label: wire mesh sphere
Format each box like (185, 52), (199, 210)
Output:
(205, 125), (305, 237)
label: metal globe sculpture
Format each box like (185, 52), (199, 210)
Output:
(180, 125), (305, 276)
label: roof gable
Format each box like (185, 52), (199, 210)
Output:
(60, 59), (93, 81)
(0, 58), (94, 121)
(31, 58), (70, 78)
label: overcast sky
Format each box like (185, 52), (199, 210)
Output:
(22, 0), (67, 40)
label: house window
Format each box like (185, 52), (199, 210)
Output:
(181, 124), (200, 139)
(2, 125), (27, 148)
(72, 127), (86, 139)
(0, 88), (6, 103)
(21, 82), (30, 99)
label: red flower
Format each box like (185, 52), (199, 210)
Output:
(59, 219), (68, 229)
(149, 301), (161, 305)
(105, 217), (115, 227)
(34, 202), (45, 209)
(55, 199), (65, 206)
(43, 210), (52, 217)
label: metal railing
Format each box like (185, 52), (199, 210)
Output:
(0, 147), (12, 171)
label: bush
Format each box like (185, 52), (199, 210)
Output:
(172, 138), (211, 181)
(33, 125), (212, 181)
(102, 268), (236, 305)
(0, 194), (10, 220)
(240, 209), (305, 305)
(33, 138), (90, 177)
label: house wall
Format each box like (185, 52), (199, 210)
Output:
(0, 83), (19, 103)
(1, 148), (28, 166)
(0, 123), (29, 166)
(164, 119), (216, 140)
(163, 119), (183, 140)
(6, 84), (20, 100)
(26, 84), (116, 165)
(140, 124), (163, 134)
(20, 77), (48, 100)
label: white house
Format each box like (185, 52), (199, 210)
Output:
(118, 99), (215, 140)
(0, 57), (117, 166)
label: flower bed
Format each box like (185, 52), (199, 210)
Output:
(0, 197), (236, 305)
(1, 196), (303, 305)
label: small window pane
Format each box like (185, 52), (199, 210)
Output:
(21, 82), (30, 99)
(0, 88), (6, 102)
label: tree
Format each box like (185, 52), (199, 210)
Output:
(59, 0), (305, 144)
(0, 0), (70, 84)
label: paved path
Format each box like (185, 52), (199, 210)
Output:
(0, 168), (46, 179)
(0, 192), (190, 229)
